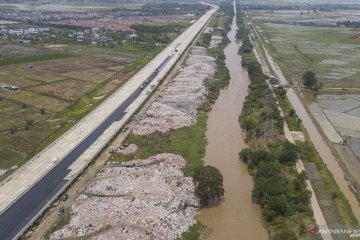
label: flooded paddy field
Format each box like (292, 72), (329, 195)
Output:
(249, 11), (360, 88)
(309, 94), (360, 186)
(251, 9), (360, 27)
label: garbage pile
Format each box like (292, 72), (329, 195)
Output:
(116, 143), (138, 155)
(132, 47), (215, 135)
(50, 153), (199, 240)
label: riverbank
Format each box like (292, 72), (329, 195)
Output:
(247, 10), (360, 223)
(240, 5), (359, 239)
(236, 7), (320, 240)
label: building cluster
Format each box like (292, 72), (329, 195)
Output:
(0, 11), (99, 23)
(50, 15), (190, 32)
(7, 27), (50, 36)
(0, 5), (197, 46)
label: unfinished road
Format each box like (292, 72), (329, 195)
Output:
(0, 5), (217, 240)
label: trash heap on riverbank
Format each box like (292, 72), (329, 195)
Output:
(132, 47), (215, 135)
(50, 153), (199, 240)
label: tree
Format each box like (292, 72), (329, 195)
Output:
(273, 229), (297, 240)
(289, 109), (296, 117)
(303, 70), (318, 89)
(193, 165), (224, 206)
(239, 147), (270, 166)
(279, 140), (298, 163)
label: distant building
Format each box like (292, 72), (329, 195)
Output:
(9, 29), (24, 35)
(8, 27), (49, 36)
(128, 32), (137, 38)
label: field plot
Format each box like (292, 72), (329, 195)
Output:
(30, 80), (96, 101)
(0, 101), (48, 130)
(0, 71), (40, 87)
(0, 44), (50, 60)
(309, 94), (360, 188)
(0, 124), (60, 169)
(250, 10), (360, 88)
(251, 10), (360, 27)
(0, 66), (67, 84)
(63, 68), (116, 83)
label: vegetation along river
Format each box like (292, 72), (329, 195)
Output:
(198, 3), (268, 239)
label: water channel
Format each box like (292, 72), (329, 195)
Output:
(198, 3), (268, 239)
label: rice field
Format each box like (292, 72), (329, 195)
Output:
(250, 10), (360, 88)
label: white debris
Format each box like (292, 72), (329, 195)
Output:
(0, 169), (6, 176)
(290, 131), (305, 142)
(51, 153), (199, 240)
(116, 144), (138, 155)
(132, 47), (215, 135)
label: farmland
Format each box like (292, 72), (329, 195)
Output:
(0, 40), (168, 178)
(249, 16), (360, 88)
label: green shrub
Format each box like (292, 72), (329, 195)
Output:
(193, 165), (224, 206)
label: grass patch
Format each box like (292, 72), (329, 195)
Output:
(0, 5), (16, 11)
(180, 223), (203, 240)
(297, 139), (359, 227)
(274, 88), (302, 131)
(44, 212), (71, 239)
(0, 147), (25, 169)
(0, 53), (73, 66)
(111, 114), (207, 176)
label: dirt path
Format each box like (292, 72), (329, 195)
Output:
(279, 98), (332, 240)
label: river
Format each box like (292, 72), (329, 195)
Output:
(198, 3), (268, 239)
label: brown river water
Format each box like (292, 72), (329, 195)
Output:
(198, 4), (268, 240)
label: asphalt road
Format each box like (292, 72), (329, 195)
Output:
(0, 55), (173, 240)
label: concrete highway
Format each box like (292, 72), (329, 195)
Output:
(0, 5), (217, 240)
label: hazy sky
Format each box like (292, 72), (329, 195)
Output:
(246, 0), (359, 4)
